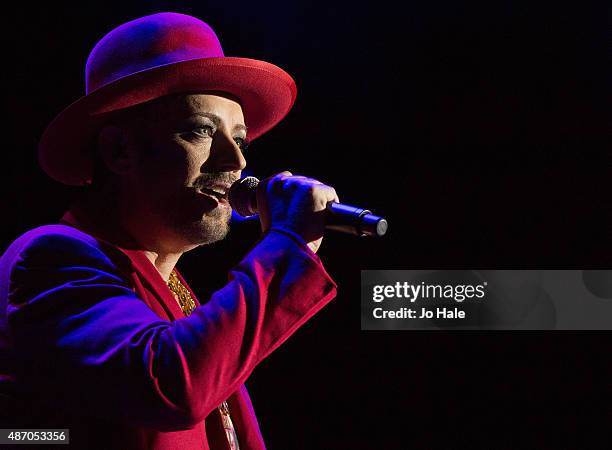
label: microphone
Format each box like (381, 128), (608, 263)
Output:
(228, 176), (388, 237)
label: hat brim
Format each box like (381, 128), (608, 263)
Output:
(38, 57), (297, 186)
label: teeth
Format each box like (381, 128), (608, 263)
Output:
(201, 187), (226, 198)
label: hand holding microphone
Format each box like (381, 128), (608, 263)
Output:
(229, 172), (387, 253)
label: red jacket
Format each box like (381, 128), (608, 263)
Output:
(0, 211), (337, 449)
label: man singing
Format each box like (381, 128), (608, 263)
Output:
(0, 12), (338, 449)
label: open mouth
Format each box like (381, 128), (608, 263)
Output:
(198, 186), (229, 202)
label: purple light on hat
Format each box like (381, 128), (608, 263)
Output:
(86, 13), (224, 94)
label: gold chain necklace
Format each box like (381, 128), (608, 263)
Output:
(167, 270), (240, 450)
(167, 270), (197, 316)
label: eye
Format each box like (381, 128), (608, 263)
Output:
(192, 125), (215, 138)
(234, 137), (250, 153)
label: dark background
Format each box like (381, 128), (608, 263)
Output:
(1, 1), (610, 448)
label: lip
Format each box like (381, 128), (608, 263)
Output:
(195, 189), (230, 207)
(207, 182), (233, 194)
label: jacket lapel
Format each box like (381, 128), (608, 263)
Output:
(60, 209), (186, 321)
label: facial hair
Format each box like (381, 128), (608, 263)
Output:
(168, 172), (238, 246)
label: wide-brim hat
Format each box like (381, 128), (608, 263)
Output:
(38, 12), (297, 186)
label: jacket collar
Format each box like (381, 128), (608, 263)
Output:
(59, 208), (191, 318)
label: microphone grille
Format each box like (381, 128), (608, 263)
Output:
(228, 176), (260, 217)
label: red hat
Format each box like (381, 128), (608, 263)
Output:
(38, 12), (297, 186)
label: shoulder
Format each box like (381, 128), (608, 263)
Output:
(0, 224), (132, 275)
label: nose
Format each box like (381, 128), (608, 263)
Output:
(203, 130), (247, 172)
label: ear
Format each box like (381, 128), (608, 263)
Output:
(96, 124), (135, 175)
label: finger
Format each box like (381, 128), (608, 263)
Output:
(330, 187), (340, 204)
(284, 176), (324, 191)
(291, 175), (323, 185)
(314, 185), (339, 204)
(274, 171), (293, 186)
(326, 186), (340, 204)
(311, 185), (339, 211)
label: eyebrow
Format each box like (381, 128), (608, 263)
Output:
(191, 112), (248, 134)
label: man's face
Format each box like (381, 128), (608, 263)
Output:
(122, 93), (247, 249)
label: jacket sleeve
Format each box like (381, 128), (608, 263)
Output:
(5, 227), (337, 431)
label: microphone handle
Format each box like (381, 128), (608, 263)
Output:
(230, 176), (388, 237)
(325, 202), (388, 237)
